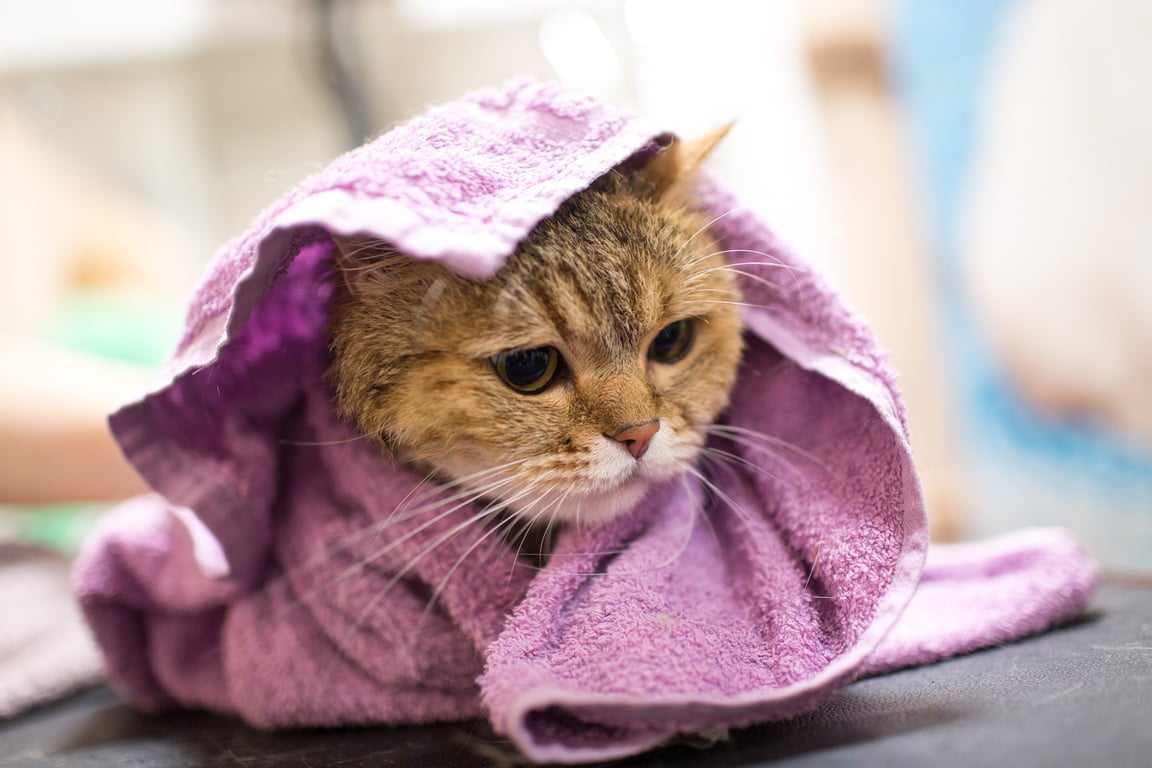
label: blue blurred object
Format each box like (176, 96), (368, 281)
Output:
(891, 0), (1152, 570)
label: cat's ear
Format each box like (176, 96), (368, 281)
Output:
(640, 123), (733, 201)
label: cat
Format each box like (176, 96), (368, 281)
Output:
(326, 128), (743, 534)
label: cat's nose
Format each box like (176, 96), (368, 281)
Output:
(608, 420), (660, 460)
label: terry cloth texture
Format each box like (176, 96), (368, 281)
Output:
(73, 80), (1097, 764)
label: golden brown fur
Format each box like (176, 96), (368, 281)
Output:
(327, 131), (743, 527)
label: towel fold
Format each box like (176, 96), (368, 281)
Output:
(73, 80), (1097, 764)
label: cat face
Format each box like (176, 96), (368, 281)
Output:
(328, 133), (743, 526)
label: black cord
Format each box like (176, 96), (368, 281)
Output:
(313, 0), (375, 148)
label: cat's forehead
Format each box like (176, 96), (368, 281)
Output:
(479, 209), (720, 353)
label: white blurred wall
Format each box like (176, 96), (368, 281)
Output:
(0, 0), (846, 337)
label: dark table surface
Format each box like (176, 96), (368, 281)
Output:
(3, 581), (1150, 768)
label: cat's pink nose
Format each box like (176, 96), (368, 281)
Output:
(609, 420), (660, 460)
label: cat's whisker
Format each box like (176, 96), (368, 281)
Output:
(473, 495), (545, 571)
(683, 250), (798, 280)
(672, 206), (749, 260)
(699, 445), (792, 485)
(504, 520), (544, 582)
(305, 495), (491, 607)
(538, 504), (631, 561)
(386, 493), (520, 595)
(334, 260), (381, 275)
(419, 511), (524, 623)
(344, 483), (496, 557)
(401, 479), (547, 607)
(386, 461), (532, 524)
(706, 424), (828, 471)
(504, 484), (565, 571)
(358, 464), (526, 569)
(535, 503), (565, 565)
(697, 456), (825, 595)
(254, 469), (435, 593)
(249, 483), (451, 619)
(382, 482), (540, 590)
(324, 478), (519, 594)
(271, 475), (504, 628)
(278, 434), (370, 447)
(378, 470), (437, 528)
(506, 486), (641, 568)
(803, 545), (825, 590)
(692, 269), (780, 295)
(675, 285), (763, 316)
(728, 269), (787, 295)
(302, 460), (523, 564)
(333, 243), (400, 272)
(472, 481), (568, 578)
(545, 543), (631, 560)
(501, 521), (538, 576)
(696, 258), (799, 274)
(349, 501), (508, 636)
(701, 437), (804, 482)
(693, 297), (779, 314)
(683, 472), (726, 557)
(418, 457), (531, 493)
(557, 475), (708, 579)
(681, 262), (774, 284)
(571, 497), (697, 579)
(692, 265), (784, 294)
(695, 249), (800, 268)
(352, 471), (440, 563)
(676, 289), (778, 317)
(680, 462), (761, 539)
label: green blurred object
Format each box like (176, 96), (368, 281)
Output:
(18, 505), (104, 554)
(47, 288), (182, 366)
(19, 288), (179, 552)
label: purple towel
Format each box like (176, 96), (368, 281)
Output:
(73, 80), (1097, 764)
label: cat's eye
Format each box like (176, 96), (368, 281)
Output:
(493, 346), (561, 394)
(648, 319), (695, 364)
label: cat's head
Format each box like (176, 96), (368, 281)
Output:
(328, 128), (743, 526)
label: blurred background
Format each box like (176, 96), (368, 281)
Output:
(1, 0), (1149, 570)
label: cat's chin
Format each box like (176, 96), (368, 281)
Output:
(563, 478), (653, 527)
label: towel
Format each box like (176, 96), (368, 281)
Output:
(73, 80), (1097, 764)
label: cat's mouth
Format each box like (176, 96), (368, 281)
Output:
(500, 432), (700, 527)
(427, 427), (703, 529)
